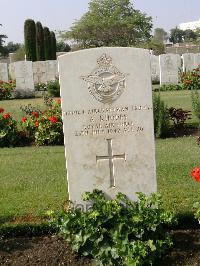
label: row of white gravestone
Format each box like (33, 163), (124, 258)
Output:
(0, 60), (58, 96)
(150, 53), (200, 85)
(1, 54), (200, 90)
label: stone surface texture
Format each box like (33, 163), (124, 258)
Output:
(0, 63), (8, 82)
(59, 47), (156, 207)
(150, 55), (159, 83)
(14, 61), (34, 93)
(159, 54), (181, 84)
(182, 53), (195, 72)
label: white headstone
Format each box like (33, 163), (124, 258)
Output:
(182, 53), (195, 72)
(0, 63), (8, 82)
(14, 61), (34, 95)
(159, 54), (181, 85)
(194, 53), (200, 69)
(59, 47), (156, 207)
(150, 55), (159, 83)
(32, 61), (47, 84)
(46, 60), (58, 82)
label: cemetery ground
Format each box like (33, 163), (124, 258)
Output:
(1, 91), (200, 265)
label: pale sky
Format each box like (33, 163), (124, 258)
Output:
(0, 0), (199, 44)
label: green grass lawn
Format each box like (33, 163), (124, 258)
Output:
(1, 136), (200, 224)
(1, 93), (200, 225)
(0, 146), (67, 223)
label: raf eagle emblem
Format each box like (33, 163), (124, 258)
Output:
(81, 54), (127, 104)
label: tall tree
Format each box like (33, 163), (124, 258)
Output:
(36, 21), (45, 61)
(24, 19), (37, 61)
(50, 31), (57, 60)
(43, 27), (52, 60)
(169, 27), (185, 44)
(0, 24), (7, 56)
(154, 28), (168, 44)
(56, 41), (71, 52)
(61, 0), (152, 48)
(184, 29), (197, 42)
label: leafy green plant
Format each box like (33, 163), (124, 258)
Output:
(47, 79), (60, 97)
(153, 93), (170, 137)
(0, 80), (15, 100)
(0, 108), (19, 147)
(50, 189), (175, 266)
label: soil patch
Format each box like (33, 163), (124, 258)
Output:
(1, 230), (200, 265)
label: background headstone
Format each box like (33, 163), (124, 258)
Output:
(46, 60), (58, 82)
(159, 54), (181, 85)
(59, 47), (156, 207)
(14, 61), (34, 97)
(182, 53), (195, 72)
(150, 55), (160, 83)
(0, 63), (8, 82)
(194, 53), (200, 69)
(9, 63), (16, 80)
(32, 61), (47, 84)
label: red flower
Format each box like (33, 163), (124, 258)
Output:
(21, 117), (27, 123)
(56, 98), (61, 104)
(31, 111), (39, 118)
(191, 167), (200, 182)
(0, 107), (4, 113)
(35, 121), (39, 127)
(3, 113), (10, 119)
(48, 116), (58, 123)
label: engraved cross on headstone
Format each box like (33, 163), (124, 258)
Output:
(96, 139), (126, 188)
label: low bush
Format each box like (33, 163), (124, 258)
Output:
(47, 79), (60, 97)
(0, 80), (16, 100)
(0, 108), (19, 147)
(168, 107), (191, 127)
(153, 83), (184, 92)
(153, 93), (170, 138)
(191, 90), (200, 124)
(50, 190), (175, 266)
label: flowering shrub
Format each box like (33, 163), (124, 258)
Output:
(191, 167), (200, 223)
(0, 80), (16, 100)
(0, 108), (19, 147)
(191, 167), (200, 182)
(181, 66), (200, 90)
(21, 98), (63, 145)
